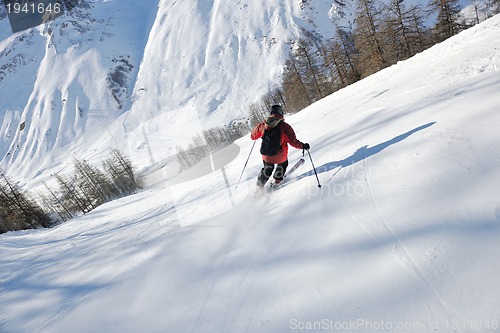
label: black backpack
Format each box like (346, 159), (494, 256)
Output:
(260, 122), (282, 156)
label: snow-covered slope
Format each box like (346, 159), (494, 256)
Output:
(1, 14), (500, 333)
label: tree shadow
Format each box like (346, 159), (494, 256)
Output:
(298, 122), (436, 180)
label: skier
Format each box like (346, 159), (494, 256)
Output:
(251, 105), (310, 187)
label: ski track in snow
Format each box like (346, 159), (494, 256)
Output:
(361, 143), (461, 330)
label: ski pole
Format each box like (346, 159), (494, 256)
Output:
(236, 140), (256, 189)
(307, 149), (322, 188)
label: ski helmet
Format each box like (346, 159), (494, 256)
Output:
(270, 105), (284, 117)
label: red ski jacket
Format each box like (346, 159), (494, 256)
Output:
(251, 116), (304, 164)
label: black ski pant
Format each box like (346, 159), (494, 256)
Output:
(257, 160), (288, 187)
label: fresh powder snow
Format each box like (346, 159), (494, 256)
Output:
(1, 10), (500, 333)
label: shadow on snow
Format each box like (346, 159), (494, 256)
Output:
(298, 122), (436, 180)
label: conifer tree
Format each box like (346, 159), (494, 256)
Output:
(429, 0), (465, 42)
(293, 38), (326, 101)
(104, 149), (144, 195)
(493, 0), (500, 14)
(0, 171), (51, 233)
(282, 56), (312, 113)
(383, 0), (426, 60)
(354, 0), (387, 76)
(338, 29), (362, 84)
(323, 28), (361, 89)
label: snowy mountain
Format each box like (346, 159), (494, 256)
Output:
(1, 10), (499, 333)
(0, 0), (359, 184)
(2, 0), (486, 186)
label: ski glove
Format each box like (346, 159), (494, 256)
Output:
(302, 143), (310, 150)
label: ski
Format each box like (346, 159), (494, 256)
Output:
(269, 158), (305, 190)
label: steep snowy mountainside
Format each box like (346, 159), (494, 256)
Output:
(0, 0), (481, 185)
(0, 0), (157, 180)
(120, 1), (294, 166)
(0, 0), (346, 183)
